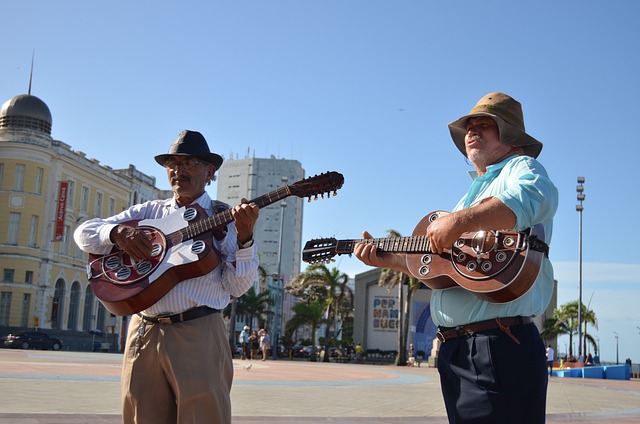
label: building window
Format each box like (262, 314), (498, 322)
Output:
(21, 293), (31, 327)
(25, 271), (34, 284)
(3, 269), (15, 282)
(0, 292), (12, 326)
(80, 186), (90, 213)
(60, 225), (71, 255)
(80, 186), (89, 212)
(68, 282), (81, 331)
(94, 192), (103, 217)
(14, 164), (25, 191)
(83, 286), (95, 331)
(108, 197), (116, 216)
(29, 215), (39, 246)
(67, 180), (75, 209)
(96, 302), (107, 331)
(8, 212), (21, 244)
(35, 167), (44, 194)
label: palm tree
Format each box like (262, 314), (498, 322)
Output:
(234, 286), (275, 330)
(378, 229), (422, 366)
(541, 300), (597, 357)
(286, 264), (353, 362)
(284, 300), (328, 360)
(226, 265), (267, 349)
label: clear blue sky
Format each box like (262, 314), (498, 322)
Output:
(3, 1), (639, 363)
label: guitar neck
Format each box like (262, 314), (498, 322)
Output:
(336, 235), (432, 255)
(185, 186), (291, 238)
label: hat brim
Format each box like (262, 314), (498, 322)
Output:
(154, 152), (223, 170)
(448, 112), (542, 159)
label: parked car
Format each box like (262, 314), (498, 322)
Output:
(4, 331), (63, 351)
(289, 345), (310, 358)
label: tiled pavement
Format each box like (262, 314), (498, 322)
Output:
(0, 350), (638, 423)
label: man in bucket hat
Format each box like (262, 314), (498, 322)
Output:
(354, 92), (558, 423)
(75, 130), (259, 423)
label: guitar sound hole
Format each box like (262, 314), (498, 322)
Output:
(456, 252), (467, 262)
(466, 262), (477, 272)
(115, 267), (132, 280)
(105, 256), (121, 270)
(183, 208), (197, 222)
(496, 252), (507, 262)
(481, 261), (492, 272)
(421, 254), (432, 265)
(455, 239), (465, 248)
(135, 261), (152, 275)
(191, 240), (206, 255)
(418, 265), (430, 276)
(151, 244), (163, 257)
(504, 236), (515, 247)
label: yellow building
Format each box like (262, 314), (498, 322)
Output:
(0, 93), (169, 350)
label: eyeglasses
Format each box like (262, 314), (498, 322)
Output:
(164, 158), (208, 170)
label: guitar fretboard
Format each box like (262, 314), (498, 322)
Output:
(335, 236), (433, 255)
(178, 186), (292, 240)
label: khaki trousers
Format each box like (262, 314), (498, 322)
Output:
(121, 312), (233, 424)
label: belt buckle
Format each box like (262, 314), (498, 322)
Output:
(436, 329), (446, 343)
(157, 317), (173, 325)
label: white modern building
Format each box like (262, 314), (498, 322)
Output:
(216, 156), (305, 343)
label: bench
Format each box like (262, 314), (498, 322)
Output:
(333, 355), (351, 363)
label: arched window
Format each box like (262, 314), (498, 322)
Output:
(51, 279), (65, 329)
(68, 281), (81, 330)
(82, 285), (95, 331)
(96, 302), (107, 332)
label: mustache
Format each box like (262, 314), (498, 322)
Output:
(171, 176), (192, 184)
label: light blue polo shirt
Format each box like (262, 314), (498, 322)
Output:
(431, 155), (559, 327)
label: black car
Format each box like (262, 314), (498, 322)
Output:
(290, 345), (311, 358)
(4, 331), (63, 351)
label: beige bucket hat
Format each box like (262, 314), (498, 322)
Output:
(448, 92), (543, 159)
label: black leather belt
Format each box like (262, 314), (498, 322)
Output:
(437, 316), (533, 343)
(140, 306), (220, 325)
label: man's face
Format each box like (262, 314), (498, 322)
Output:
(465, 116), (514, 173)
(164, 156), (215, 206)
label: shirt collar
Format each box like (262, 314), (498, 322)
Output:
(467, 154), (518, 180)
(165, 192), (212, 213)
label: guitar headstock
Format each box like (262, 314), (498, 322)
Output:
(289, 171), (344, 202)
(302, 238), (340, 264)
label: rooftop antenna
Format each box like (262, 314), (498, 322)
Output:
(28, 50), (35, 95)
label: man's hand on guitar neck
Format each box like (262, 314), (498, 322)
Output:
(110, 225), (154, 262)
(232, 198), (259, 247)
(354, 231), (411, 274)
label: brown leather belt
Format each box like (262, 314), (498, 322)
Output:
(436, 316), (534, 343)
(140, 306), (220, 325)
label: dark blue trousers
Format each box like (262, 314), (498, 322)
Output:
(437, 322), (548, 424)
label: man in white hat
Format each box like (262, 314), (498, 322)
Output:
(75, 130), (259, 424)
(354, 93), (558, 423)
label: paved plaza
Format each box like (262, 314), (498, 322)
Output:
(0, 349), (639, 423)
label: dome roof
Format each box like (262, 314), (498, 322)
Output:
(0, 94), (52, 134)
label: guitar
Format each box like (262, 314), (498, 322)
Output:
(303, 210), (547, 303)
(87, 171), (344, 315)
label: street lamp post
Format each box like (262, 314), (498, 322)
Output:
(614, 332), (619, 365)
(576, 177), (585, 359)
(273, 176), (288, 360)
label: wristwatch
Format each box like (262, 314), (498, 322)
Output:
(237, 237), (254, 249)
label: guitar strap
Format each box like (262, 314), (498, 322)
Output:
(528, 233), (549, 258)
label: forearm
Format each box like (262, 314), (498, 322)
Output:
(451, 197), (517, 233)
